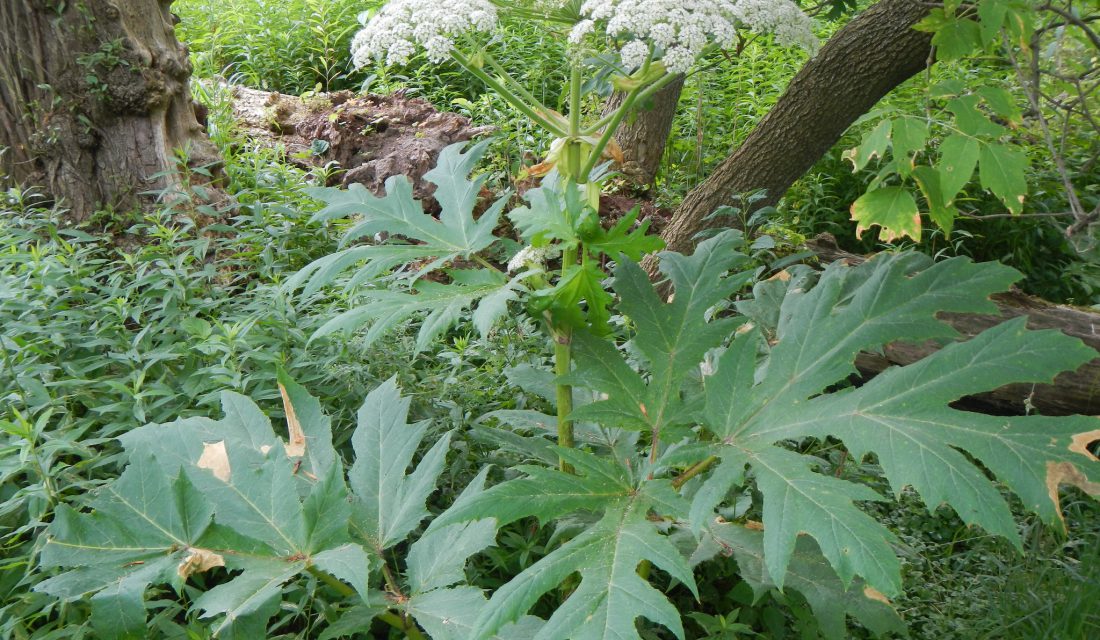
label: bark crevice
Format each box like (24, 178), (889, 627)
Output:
(0, 0), (217, 221)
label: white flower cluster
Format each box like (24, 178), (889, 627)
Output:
(351, 0), (498, 67)
(351, 0), (815, 75)
(570, 0), (817, 73)
(731, 0), (819, 51)
(507, 245), (555, 272)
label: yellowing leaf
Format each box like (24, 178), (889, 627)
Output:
(197, 441), (231, 482)
(845, 119), (892, 172)
(850, 187), (921, 243)
(1046, 429), (1100, 526)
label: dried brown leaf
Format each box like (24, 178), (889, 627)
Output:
(178, 548), (225, 579)
(279, 383), (307, 458)
(197, 441), (230, 482)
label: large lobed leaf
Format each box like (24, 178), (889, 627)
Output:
(559, 237), (1099, 632)
(349, 376), (452, 550)
(289, 140), (516, 345)
(472, 494), (697, 640)
(311, 269), (526, 351)
(567, 231), (754, 433)
(36, 453), (213, 639)
(37, 377), (453, 637)
(687, 249), (1096, 593)
(432, 449), (696, 640)
(692, 522), (906, 640)
(695, 253), (1100, 596)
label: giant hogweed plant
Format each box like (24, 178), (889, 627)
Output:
(344, 0), (818, 460)
(34, 141), (1100, 638)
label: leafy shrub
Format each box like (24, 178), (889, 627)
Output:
(175, 0), (373, 93)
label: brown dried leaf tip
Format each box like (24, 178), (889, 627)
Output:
(1045, 428), (1100, 527)
(279, 383), (307, 458)
(178, 548), (225, 579)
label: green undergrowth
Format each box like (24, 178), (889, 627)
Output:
(5, 4), (1093, 637)
(0, 176), (547, 638)
(781, 55), (1100, 304)
(5, 126), (1099, 636)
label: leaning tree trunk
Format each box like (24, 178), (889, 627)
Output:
(658, 0), (932, 256)
(0, 0), (218, 222)
(605, 76), (686, 188)
(809, 234), (1100, 417)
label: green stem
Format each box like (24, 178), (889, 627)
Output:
(582, 71), (682, 136)
(377, 611), (427, 640)
(672, 455), (718, 490)
(580, 74), (684, 179)
(472, 254), (503, 273)
(480, 49), (552, 116)
(554, 240), (580, 473)
(579, 83), (642, 179)
(554, 334), (574, 470)
(647, 425), (659, 481)
(307, 565), (356, 599)
(450, 50), (566, 136)
(381, 560), (404, 598)
(308, 566), (426, 639)
(561, 62), (586, 181)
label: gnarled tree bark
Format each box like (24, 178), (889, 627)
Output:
(0, 0), (217, 222)
(658, 0), (932, 256)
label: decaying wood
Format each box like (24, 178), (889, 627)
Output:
(810, 234), (1100, 416)
(227, 85), (492, 209)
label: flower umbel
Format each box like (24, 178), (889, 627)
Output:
(351, 0), (498, 67)
(507, 245), (555, 272)
(569, 0), (817, 73)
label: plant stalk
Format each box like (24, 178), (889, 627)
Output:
(377, 611), (427, 640)
(450, 49), (566, 136)
(308, 566), (425, 639)
(307, 565), (356, 598)
(554, 321), (575, 474)
(582, 70), (682, 136)
(672, 455), (718, 490)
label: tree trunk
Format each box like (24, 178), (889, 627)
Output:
(0, 0), (218, 222)
(604, 76), (686, 188)
(658, 0), (932, 256)
(810, 234), (1100, 417)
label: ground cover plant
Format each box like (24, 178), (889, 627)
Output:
(4, 0), (1100, 638)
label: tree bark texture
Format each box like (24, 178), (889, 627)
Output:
(0, 0), (217, 222)
(658, 0), (933, 256)
(810, 234), (1100, 417)
(604, 76), (686, 188)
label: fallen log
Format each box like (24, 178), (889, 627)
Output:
(808, 233), (1100, 416)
